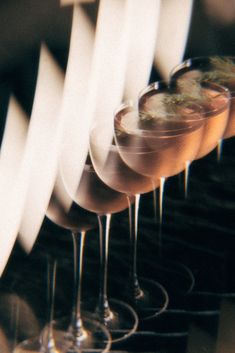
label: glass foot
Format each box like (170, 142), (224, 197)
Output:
(141, 258), (195, 296)
(85, 298), (138, 343)
(14, 318), (111, 353)
(158, 260), (195, 296)
(128, 277), (169, 321)
(13, 335), (64, 353)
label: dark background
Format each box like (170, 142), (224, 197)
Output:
(1, 1), (235, 352)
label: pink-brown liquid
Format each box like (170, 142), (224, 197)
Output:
(74, 163), (130, 215)
(173, 67), (234, 139)
(115, 100), (205, 179)
(90, 131), (158, 195)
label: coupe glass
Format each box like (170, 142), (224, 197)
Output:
(170, 56), (233, 157)
(69, 158), (139, 343)
(90, 117), (169, 321)
(138, 81), (207, 198)
(14, 179), (112, 353)
(114, 89), (207, 296)
(139, 80), (230, 198)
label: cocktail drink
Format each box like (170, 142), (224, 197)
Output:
(138, 81), (206, 174)
(171, 57), (233, 140)
(114, 82), (206, 206)
(90, 118), (168, 320)
(133, 80), (229, 205)
(72, 157), (138, 342)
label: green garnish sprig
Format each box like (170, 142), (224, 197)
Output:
(202, 56), (235, 84)
(139, 80), (209, 124)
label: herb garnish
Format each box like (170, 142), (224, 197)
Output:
(202, 56), (235, 84)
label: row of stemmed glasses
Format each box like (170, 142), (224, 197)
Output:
(45, 109), (171, 348)
(90, 79), (212, 321)
(85, 75), (230, 330)
(13, 100), (170, 352)
(56, 73), (231, 348)
(15, 75), (231, 353)
(13, 59), (233, 352)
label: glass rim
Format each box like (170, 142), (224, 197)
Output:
(170, 56), (235, 98)
(170, 55), (235, 77)
(138, 80), (208, 122)
(138, 79), (230, 117)
(114, 104), (205, 138)
(138, 80), (169, 102)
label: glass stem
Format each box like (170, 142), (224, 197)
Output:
(151, 179), (158, 224)
(128, 194), (143, 300)
(217, 138), (223, 162)
(159, 177), (166, 227)
(70, 231), (86, 341)
(97, 214), (112, 321)
(184, 160), (191, 199)
(158, 177), (166, 259)
(41, 256), (57, 352)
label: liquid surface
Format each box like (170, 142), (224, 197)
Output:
(115, 96), (205, 179)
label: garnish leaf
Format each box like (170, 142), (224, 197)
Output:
(203, 56), (235, 83)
